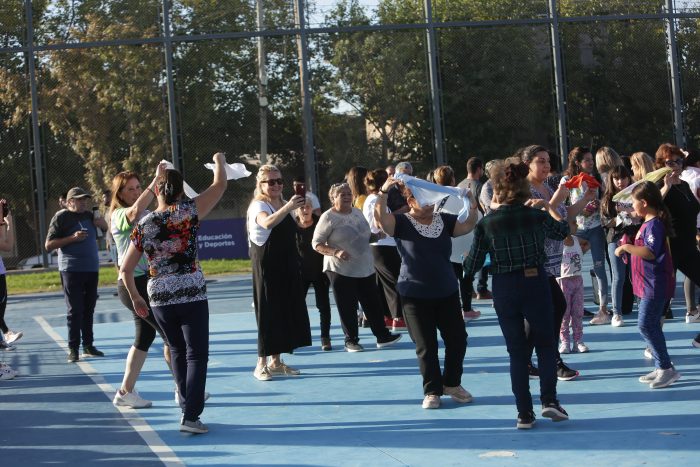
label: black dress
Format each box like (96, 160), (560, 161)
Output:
(250, 211), (312, 356)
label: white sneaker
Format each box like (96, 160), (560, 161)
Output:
(574, 342), (589, 353)
(611, 315), (624, 327)
(558, 342), (570, 354)
(0, 341), (15, 351)
(589, 312), (611, 325)
(639, 369), (658, 383)
(685, 312), (700, 324)
(113, 389), (153, 408)
(422, 394), (441, 409)
(175, 389), (211, 406)
(649, 367), (681, 389)
(4, 330), (23, 344)
(644, 347), (653, 359)
(0, 367), (16, 380)
(443, 385), (473, 403)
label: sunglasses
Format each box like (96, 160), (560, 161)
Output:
(261, 178), (284, 186)
(664, 159), (682, 167)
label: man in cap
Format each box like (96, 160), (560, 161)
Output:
(45, 187), (109, 363)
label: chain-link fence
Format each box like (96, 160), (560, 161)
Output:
(1, 0), (700, 267)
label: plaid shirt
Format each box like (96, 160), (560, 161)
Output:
(463, 204), (569, 277)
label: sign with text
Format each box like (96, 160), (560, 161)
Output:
(197, 218), (249, 259)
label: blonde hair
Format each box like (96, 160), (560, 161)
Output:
(254, 164), (282, 202)
(484, 159), (504, 179)
(595, 146), (622, 174)
(630, 152), (654, 181)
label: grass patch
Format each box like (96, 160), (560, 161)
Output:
(7, 259), (252, 295)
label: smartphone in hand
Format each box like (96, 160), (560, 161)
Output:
(294, 183), (306, 198)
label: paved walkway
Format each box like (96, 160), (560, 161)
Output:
(2, 272), (699, 466)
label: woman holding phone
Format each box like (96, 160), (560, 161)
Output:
(247, 165), (312, 381)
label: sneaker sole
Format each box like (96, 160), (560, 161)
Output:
(692, 340), (700, 349)
(376, 335), (402, 349)
(516, 420), (535, 429)
(557, 371), (579, 381)
(113, 400), (153, 409)
(179, 425), (208, 434)
(345, 347), (364, 353)
(650, 372), (681, 389)
(541, 408), (569, 421)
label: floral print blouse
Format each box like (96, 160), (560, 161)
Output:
(131, 199), (206, 306)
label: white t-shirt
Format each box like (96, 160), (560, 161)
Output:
(559, 236), (583, 279)
(436, 194), (478, 263)
(681, 167), (700, 228)
(247, 200), (276, 246)
(307, 191), (321, 210)
(362, 194), (396, 247)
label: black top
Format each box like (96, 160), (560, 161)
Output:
(295, 214), (324, 281)
(662, 180), (700, 242)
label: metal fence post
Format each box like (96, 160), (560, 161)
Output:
(293, 0), (319, 195)
(424, 0), (446, 166)
(664, 0), (685, 147)
(25, 0), (49, 267)
(162, 0), (182, 172)
(548, 0), (569, 165)
(256, 0), (268, 164)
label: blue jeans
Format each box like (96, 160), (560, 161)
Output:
(576, 225), (608, 308)
(607, 242), (628, 316)
(638, 297), (672, 369)
(152, 299), (209, 422)
(492, 267), (558, 413)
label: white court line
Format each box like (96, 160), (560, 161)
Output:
(34, 315), (185, 467)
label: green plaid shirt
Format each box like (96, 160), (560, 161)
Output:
(463, 204), (569, 277)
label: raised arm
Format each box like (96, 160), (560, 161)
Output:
(195, 152), (228, 219)
(452, 191), (478, 237)
(0, 212), (14, 252)
(374, 178), (398, 236)
(123, 162), (167, 224)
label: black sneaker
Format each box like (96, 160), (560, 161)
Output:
(528, 361), (539, 379)
(321, 337), (332, 351)
(376, 333), (402, 349)
(345, 341), (364, 352)
(82, 345), (105, 357)
(541, 401), (569, 421)
(557, 360), (579, 381)
(663, 307), (673, 320)
(693, 334), (700, 349)
(67, 348), (79, 363)
(516, 410), (536, 429)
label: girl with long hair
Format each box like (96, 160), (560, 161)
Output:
(600, 166), (641, 327)
(615, 181), (680, 389)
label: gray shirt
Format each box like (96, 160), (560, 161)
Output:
(46, 209), (99, 272)
(312, 208), (375, 278)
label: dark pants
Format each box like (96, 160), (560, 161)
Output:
(303, 275), (332, 338)
(117, 277), (169, 350)
(372, 245), (403, 319)
(0, 274), (7, 333)
(61, 271), (99, 350)
(492, 267), (558, 413)
(526, 275), (567, 362)
(326, 271), (391, 344)
(476, 266), (490, 293)
(402, 292), (467, 395)
(452, 262), (473, 312)
(152, 300), (209, 422)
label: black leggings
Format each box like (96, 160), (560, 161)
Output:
(0, 274), (7, 333)
(117, 277), (169, 351)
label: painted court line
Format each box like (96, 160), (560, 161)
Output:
(34, 315), (185, 467)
